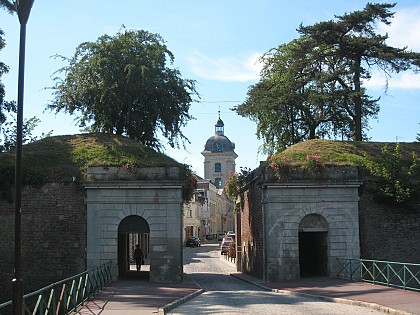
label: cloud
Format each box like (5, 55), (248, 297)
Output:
(364, 71), (420, 90)
(379, 6), (420, 51)
(187, 51), (263, 82)
(364, 5), (420, 90)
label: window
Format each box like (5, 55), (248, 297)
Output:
(215, 163), (221, 172)
(215, 178), (222, 188)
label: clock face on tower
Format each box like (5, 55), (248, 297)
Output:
(212, 141), (223, 152)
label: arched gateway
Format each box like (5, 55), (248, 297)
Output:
(85, 166), (184, 283)
(118, 215), (150, 278)
(299, 214), (328, 277)
(262, 180), (361, 281)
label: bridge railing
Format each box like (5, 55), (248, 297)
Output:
(0, 261), (112, 315)
(336, 258), (420, 292)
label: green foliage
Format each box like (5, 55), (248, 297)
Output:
(225, 172), (241, 198)
(303, 154), (324, 176)
(228, 241), (236, 258)
(298, 3), (420, 141)
(363, 143), (418, 204)
(269, 152), (325, 179)
(0, 1), (16, 14)
(234, 3), (420, 153)
(0, 134), (196, 203)
(268, 140), (419, 203)
(0, 159), (47, 202)
(225, 167), (251, 198)
(47, 29), (198, 151)
(1, 110), (53, 152)
(268, 154), (293, 181)
(0, 26), (10, 126)
(181, 165), (197, 203)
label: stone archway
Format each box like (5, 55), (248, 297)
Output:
(118, 215), (150, 279)
(298, 214), (328, 277)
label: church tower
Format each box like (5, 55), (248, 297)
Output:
(201, 114), (238, 188)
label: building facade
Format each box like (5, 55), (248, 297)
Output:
(238, 162), (420, 281)
(202, 116), (237, 188)
(182, 115), (237, 243)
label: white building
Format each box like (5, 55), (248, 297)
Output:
(182, 115), (237, 242)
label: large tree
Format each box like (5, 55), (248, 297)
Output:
(235, 36), (379, 154)
(47, 29), (198, 151)
(235, 3), (420, 154)
(298, 2), (420, 141)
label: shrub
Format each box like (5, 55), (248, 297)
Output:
(303, 154), (324, 176)
(268, 154), (293, 180)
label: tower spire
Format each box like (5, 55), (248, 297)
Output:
(215, 112), (224, 136)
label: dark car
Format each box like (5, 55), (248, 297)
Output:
(186, 236), (201, 247)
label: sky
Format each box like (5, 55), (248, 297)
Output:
(0, 0), (419, 178)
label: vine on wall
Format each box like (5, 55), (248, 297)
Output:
(363, 143), (418, 204)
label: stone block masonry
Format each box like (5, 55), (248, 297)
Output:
(0, 165), (187, 304)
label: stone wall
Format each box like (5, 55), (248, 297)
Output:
(0, 183), (86, 303)
(85, 181), (184, 282)
(85, 166), (185, 283)
(239, 165), (420, 282)
(0, 166), (186, 303)
(240, 166), (361, 281)
(262, 182), (361, 281)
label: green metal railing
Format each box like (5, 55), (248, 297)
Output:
(0, 261), (112, 315)
(337, 258), (420, 291)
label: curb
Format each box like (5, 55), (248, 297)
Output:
(158, 288), (204, 315)
(230, 274), (415, 315)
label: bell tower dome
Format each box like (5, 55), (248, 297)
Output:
(201, 113), (238, 188)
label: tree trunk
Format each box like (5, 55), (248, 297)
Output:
(354, 56), (362, 141)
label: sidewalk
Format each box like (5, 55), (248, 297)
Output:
(231, 273), (420, 315)
(73, 271), (420, 315)
(74, 278), (202, 315)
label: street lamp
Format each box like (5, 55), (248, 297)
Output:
(13, 1), (34, 314)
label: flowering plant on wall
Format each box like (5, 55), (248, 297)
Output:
(268, 154), (292, 180)
(225, 167), (251, 199)
(182, 165), (197, 203)
(122, 160), (137, 173)
(304, 154), (324, 176)
(226, 171), (241, 198)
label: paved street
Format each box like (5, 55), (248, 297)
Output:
(168, 242), (385, 315)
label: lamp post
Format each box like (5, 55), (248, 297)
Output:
(13, 1), (34, 314)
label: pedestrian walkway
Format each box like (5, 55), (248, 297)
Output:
(74, 272), (419, 315)
(232, 273), (420, 315)
(74, 278), (201, 315)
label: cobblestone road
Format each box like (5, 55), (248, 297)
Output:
(168, 242), (385, 315)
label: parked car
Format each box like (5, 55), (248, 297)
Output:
(186, 236), (201, 247)
(220, 240), (232, 254)
(226, 231), (235, 240)
(222, 236), (234, 242)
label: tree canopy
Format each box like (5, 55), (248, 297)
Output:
(0, 28), (8, 124)
(0, 0), (15, 14)
(47, 29), (198, 151)
(0, 0), (15, 125)
(234, 3), (420, 155)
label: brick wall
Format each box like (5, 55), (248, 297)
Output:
(358, 178), (420, 263)
(0, 183), (86, 303)
(240, 170), (264, 278)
